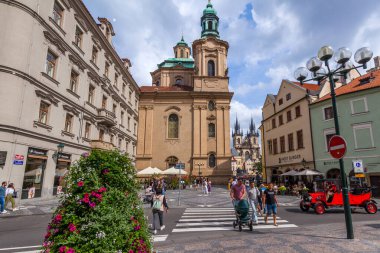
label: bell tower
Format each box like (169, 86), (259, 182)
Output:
(201, 0), (219, 38)
(173, 36), (191, 59)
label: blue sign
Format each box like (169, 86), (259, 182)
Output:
(175, 163), (185, 170)
(13, 160), (24, 165)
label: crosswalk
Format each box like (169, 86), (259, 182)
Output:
(172, 207), (297, 233)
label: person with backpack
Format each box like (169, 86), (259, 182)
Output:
(5, 183), (17, 211)
(151, 188), (168, 235)
(248, 182), (261, 224)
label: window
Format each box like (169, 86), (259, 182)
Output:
(84, 122), (91, 139)
(91, 46), (98, 64)
(208, 60), (215, 76)
(268, 140), (273, 154)
(105, 62), (109, 78)
(114, 74), (118, 87)
(272, 118), (276, 129)
(273, 139), (278, 154)
(64, 114), (73, 133)
(295, 106), (301, 118)
(102, 96), (107, 109)
(180, 49), (184, 58)
(52, 1), (64, 27)
(280, 136), (285, 153)
(122, 83), (126, 95)
(279, 98), (283, 105)
(245, 151), (250, 161)
(208, 101), (215, 111)
(208, 123), (215, 138)
(175, 79), (183, 85)
(279, 115), (283, 126)
(99, 129), (104, 141)
(118, 138), (122, 149)
(208, 20), (213, 30)
(46, 50), (57, 78)
(168, 114), (179, 138)
(38, 101), (49, 124)
(208, 154), (216, 168)
(69, 71), (79, 92)
(350, 98), (368, 114)
(121, 111), (124, 125)
(325, 133), (335, 151)
(74, 26), (83, 48)
(112, 104), (117, 114)
(128, 117), (131, 130)
(88, 85), (95, 104)
(129, 91), (132, 101)
(324, 106), (333, 120)
(288, 133), (294, 151)
(286, 93), (291, 101)
(353, 123), (374, 149)
(297, 130), (304, 149)
(287, 110), (292, 122)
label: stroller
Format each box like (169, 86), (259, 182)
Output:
(233, 199), (253, 231)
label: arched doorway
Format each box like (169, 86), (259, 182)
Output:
(326, 168), (341, 179)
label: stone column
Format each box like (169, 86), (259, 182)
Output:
(216, 105), (224, 156)
(200, 105), (208, 156)
(193, 105), (201, 156)
(136, 106), (146, 156)
(144, 106), (154, 156)
(224, 106), (231, 155)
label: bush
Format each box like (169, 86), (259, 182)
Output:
(42, 150), (151, 253)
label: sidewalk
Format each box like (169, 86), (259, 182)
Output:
(0, 197), (59, 218)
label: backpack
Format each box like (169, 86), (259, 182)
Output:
(152, 196), (162, 210)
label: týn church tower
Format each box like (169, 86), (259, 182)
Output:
(136, 1), (233, 182)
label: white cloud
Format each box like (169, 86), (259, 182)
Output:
(230, 100), (262, 132)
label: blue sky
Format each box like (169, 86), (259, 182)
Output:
(83, 0), (380, 133)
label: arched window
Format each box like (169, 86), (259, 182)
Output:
(156, 80), (160, 86)
(237, 138), (240, 144)
(166, 156), (178, 168)
(168, 114), (179, 138)
(180, 49), (184, 58)
(208, 154), (216, 168)
(175, 79), (183, 85)
(208, 60), (215, 76)
(208, 101), (215, 111)
(245, 151), (250, 161)
(208, 123), (215, 138)
(208, 20), (213, 30)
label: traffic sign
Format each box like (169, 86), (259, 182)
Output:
(175, 163), (185, 170)
(353, 160), (364, 173)
(329, 135), (347, 159)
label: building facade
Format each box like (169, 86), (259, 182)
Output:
(310, 67), (380, 197)
(231, 117), (261, 174)
(136, 2), (233, 182)
(0, 0), (139, 200)
(261, 80), (318, 183)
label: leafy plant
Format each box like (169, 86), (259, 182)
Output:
(42, 150), (151, 253)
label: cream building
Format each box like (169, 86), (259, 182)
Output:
(0, 0), (139, 200)
(261, 80), (319, 183)
(136, 2), (233, 183)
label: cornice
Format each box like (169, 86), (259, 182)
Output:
(35, 90), (59, 105)
(43, 31), (67, 54)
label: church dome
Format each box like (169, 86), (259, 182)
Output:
(203, 2), (217, 15)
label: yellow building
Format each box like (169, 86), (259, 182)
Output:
(136, 1), (233, 182)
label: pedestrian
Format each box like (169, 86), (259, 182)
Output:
(151, 188), (168, 235)
(230, 178), (247, 207)
(263, 183), (278, 226)
(5, 183), (17, 211)
(231, 178), (237, 187)
(0, 181), (7, 214)
(207, 178), (212, 194)
(248, 182), (260, 224)
(202, 178), (208, 195)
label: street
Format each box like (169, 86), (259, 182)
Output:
(0, 187), (379, 252)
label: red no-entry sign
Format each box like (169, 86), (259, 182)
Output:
(329, 135), (347, 159)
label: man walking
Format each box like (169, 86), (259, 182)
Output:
(248, 182), (260, 224)
(230, 178), (247, 207)
(263, 183), (278, 226)
(0, 181), (7, 214)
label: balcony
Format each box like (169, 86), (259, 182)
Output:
(90, 140), (115, 151)
(97, 108), (117, 126)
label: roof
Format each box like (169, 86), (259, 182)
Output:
(176, 36), (188, 47)
(157, 58), (195, 69)
(140, 85), (193, 93)
(203, 1), (217, 15)
(293, 82), (320, 91)
(317, 69), (380, 102)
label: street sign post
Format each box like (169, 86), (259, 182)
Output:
(329, 135), (347, 159)
(353, 160), (365, 178)
(175, 162), (185, 206)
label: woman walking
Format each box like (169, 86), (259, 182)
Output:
(207, 178), (212, 194)
(151, 188), (168, 235)
(5, 183), (17, 211)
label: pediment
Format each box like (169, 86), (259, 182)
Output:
(165, 106), (181, 112)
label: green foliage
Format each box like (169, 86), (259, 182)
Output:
(43, 150), (151, 253)
(278, 185), (287, 192)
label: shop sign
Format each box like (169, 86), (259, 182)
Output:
(13, 154), (24, 165)
(13, 160), (24, 165)
(57, 153), (71, 160)
(278, 154), (301, 164)
(323, 160), (339, 166)
(28, 148), (48, 157)
(14, 154), (24, 160)
(0, 151), (7, 166)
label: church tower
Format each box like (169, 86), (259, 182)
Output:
(232, 116), (242, 148)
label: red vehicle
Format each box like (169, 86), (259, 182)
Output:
(300, 179), (378, 214)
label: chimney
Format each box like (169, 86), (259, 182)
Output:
(374, 56), (380, 69)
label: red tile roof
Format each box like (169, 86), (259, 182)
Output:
(140, 85), (193, 92)
(293, 81), (320, 91)
(318, 69), (380, 102)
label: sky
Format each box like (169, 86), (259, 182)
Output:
(83, 0), (380, 134)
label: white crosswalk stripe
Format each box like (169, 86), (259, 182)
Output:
(173, 208), (298, 233)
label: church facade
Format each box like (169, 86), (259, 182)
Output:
(231, 117), (261, 174)
(136, 2), (233, 182)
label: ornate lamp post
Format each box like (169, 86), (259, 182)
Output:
(294, 46), (373, 240)
(196, 162), (204, 178)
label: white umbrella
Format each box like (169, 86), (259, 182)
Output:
(294, 169), (323, 176)
(162, 166), (188, 175)
(137, 167), (162, 175)
(280, 170), (298, 176)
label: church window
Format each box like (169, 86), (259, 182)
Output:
(237, 138), (240, 144)
(208, 101), (215, 111)
(245, 151), (250, 161)
(180, 49), (184, 58)
(208, 60), (215, 76)
(168, 114), (179, 138)
(208, 20), (213, 30)
(208, 154), (216, 168)
(175, 78), (183, 85)
(208, 123), (215, 138)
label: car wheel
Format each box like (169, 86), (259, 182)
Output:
(300, 201), (310, 212)
(365, 201), (378, 214)
(314, 202), (325, 214)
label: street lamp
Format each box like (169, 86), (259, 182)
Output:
(301, 158), (307, 169)
(53, 143), (65, 159)
(196, 162), (204, 178)
(294, 45), (373, 240)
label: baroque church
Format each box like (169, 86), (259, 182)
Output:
(231, 117), (261, 174)
(136, 1), (233, 182)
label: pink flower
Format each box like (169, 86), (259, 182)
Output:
(67, 249), (75, 253)
(98, 187), (107, 193)
(68, 223), (76, 232)
(81, 152), (89, 158)
(89, 202), (96, 208)
(54, 214), (62, 223)
(129, 250), (134, 253)
(82, 197), (89, 203)
(134, 225), (140, 231)
(44, 232), (51, 239)
(59, 246), (66, 253)
(77, 181), (84, 187)
(102, 169), (110, 174)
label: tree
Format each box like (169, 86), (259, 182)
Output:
(42, 150), (151, 253)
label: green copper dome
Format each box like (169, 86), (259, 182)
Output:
(203, 2), (217, 15)
(201, 0), (220, 38)
(176, 35), (188, 47)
